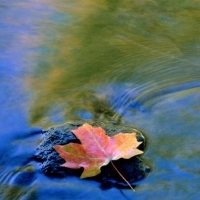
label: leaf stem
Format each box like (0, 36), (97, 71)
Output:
(110, 161), (135, 192)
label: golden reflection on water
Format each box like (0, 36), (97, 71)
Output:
(29, 0), (200, 127)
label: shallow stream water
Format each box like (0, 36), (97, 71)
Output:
(1, 0), (200, 199)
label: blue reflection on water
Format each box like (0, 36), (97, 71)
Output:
(1, 0), (200, 199)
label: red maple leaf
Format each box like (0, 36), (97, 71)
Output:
(53, 123), (143, 179)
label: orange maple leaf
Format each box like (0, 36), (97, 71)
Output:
(53, 123), (143, 179)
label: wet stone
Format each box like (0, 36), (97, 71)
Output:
(35, 120), (150, 189)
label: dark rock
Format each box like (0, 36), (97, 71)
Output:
(35, 120), (150, 188)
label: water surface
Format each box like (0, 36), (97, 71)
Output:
(1, 0), (200, 199)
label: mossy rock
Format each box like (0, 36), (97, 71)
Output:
(35, 120), (150, 189)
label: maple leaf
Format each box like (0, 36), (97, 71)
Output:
(53, 123), (143, 179)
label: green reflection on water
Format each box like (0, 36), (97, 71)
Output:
(29, 0), (200, 126)
(0, 165), (37, 200)
(1, 185), (38, 200)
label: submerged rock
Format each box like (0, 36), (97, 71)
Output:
(35, 121), (150, 189)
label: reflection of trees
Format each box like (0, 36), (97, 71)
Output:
(29, 0), (200, 127)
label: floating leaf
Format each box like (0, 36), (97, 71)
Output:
(54, 123), (143, 178)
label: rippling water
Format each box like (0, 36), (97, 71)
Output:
(1, 0), (200, 199)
